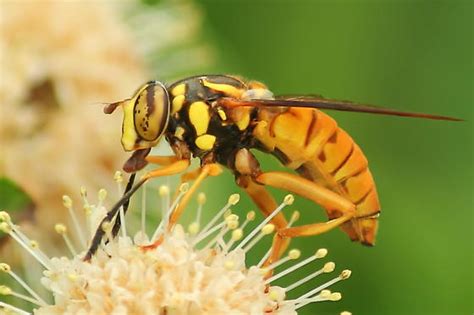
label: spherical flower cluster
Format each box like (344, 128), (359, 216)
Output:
(0, 174), (351, 315)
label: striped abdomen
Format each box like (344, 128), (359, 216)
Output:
(253, 107), (380, 245)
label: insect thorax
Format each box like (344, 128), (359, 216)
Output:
(164, 75), (258, 166)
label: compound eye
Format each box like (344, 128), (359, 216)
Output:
(133, 82), (170, 141)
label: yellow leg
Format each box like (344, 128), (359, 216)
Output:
(237, 175), (291, 263)
(145, 155), (180, 165)
(141, 159), (190, 180)
(142, 163), (223, 250)
(84, 159), (190, 261)
(256, 171), (356, 264)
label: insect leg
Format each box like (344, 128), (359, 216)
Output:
(142, 163), (223, 250)
(236, 175), (291, 263)
(83, 159), (190, 261)
(233, 148), (291, 264)
(145, 155), (180, 165)
(256, 171), (356, 263)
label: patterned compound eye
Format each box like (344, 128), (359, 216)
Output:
(133, 81), (170, 141)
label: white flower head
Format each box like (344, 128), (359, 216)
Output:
(0, 174), (351, 315)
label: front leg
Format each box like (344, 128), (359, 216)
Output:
(83, 158), (190, 261)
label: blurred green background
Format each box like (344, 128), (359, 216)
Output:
(192, 1), (473, 314)
(1, 1), (472, 315)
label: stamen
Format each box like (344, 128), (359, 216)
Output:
(202, 214), (239, 251)
(0, 263), (47, 306)
(151, 183), (188, 241)
(257, 210), (299, 267)
(242, 223), (274, 253)
(265, 249), (301, 271)
(55, 223), (77, 256)
(265, 248), (328, 284)
(188, 192), (206, 235)
(285, 262), (335, 292)
(295, 269), (352, 304)
(196, 194), (240, 240)
(113, 172), (127, 238)
(236, 194), (293, 250)
(63, 195), (86, 248)
(222, 228), (243, 252)
(0, 301), (31, 315)
(159, 185), (170, 220)
(192, 220), (227, 246)
(295, 290), (342, 309)
(0, 285), (46, 307)
(0, 222), (51, 270)
(141, 181), (147, 235)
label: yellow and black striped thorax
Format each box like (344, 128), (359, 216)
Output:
(165, 75), (257, 164)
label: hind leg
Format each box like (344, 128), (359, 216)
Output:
(255, 171), (357, 263)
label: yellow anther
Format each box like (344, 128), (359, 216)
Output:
(195, 134), (216, 150)
(62, 195), (73, 208)
(290, 210), (300, 222)
(68, 273), (78, 282)
(0, 285), (12, 295)
(315, 248), (328, 259)
(159, 185), (170, 196)
(246, 211), (256, 221)
(288, 249), (301, 260)
(319, 289), (331, 299)
(0, 222), (11, 233)
(217, 108), (227, 120)
(84, 204), (92, 216)
(283, 194), (294, 205)
(188, 222), (200, 235)
(226, 214), (239, 222)
(171, 83), (186, 96)
(323, 262), (336, 273)
(226, 220), (239, 230)
(268, 287), (285, 301)
(172, 95), (185, 114)
(179, 182), (189, 193)
(231, 229), (243, 241)
(80, 187), (87, 198)
(228, 194), (240, 205)
(98, 189), (107, 201)
(261, 224), (275, 235)
(189, 101), (210, 136)
(330, 292), (342, 301)
(55, 224), (67, 235)
(340, 269), (352, 279)
(114, 171), (123, 183)
(197, 192), (206, 205)
(0, 211), (11, 222)
(224, 260), (235, 270)
(30, 240), (39, 249)
(0, 263), (11, 272)
(341, 312), (352, 315)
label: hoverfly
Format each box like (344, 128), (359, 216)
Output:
(84, 74), (459, 261)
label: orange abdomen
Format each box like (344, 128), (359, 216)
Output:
(253, 107), (380, 245)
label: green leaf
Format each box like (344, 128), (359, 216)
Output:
(0, 177), (34, 238)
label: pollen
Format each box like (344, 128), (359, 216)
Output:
(195, 134), (216, 150)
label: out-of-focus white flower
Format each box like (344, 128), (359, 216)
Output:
(0, 174), (351, 315)
(0, 0), (213, 263)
